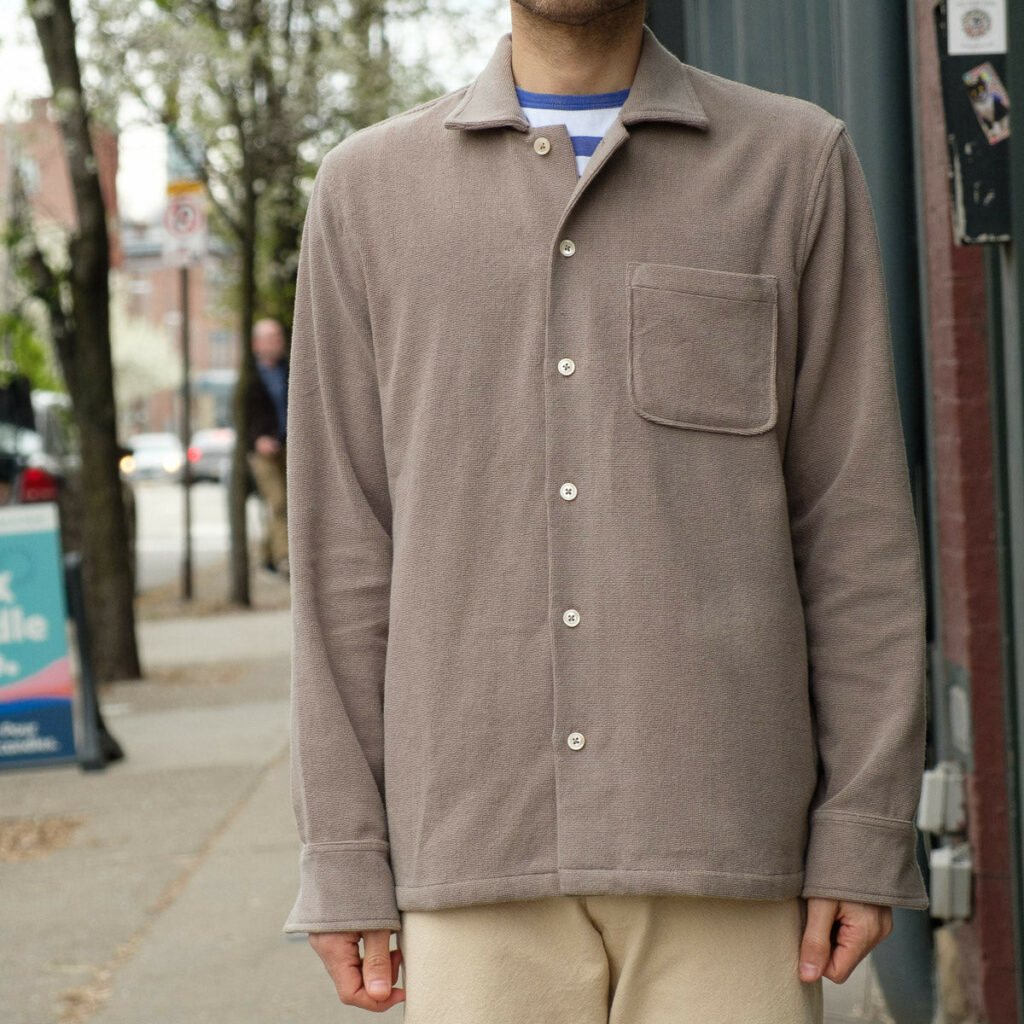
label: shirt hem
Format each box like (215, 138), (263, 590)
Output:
(395, 866), (806, 912)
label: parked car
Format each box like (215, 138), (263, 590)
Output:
(0, 383), (137, 589)
(187, 427), (235, 483)
(0, 421), (61, 504)
(121, 432), (185, 482)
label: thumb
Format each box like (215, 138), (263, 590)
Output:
(362, 929), (394, 1001)
(799, 898), (838, 981)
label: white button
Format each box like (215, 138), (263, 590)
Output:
(567, 731), (585, 750)
(560, 482), (577, 501)
(559, 239), (576, 257)
(563, 608), (580, 627)
(557, 358), (576, 376)
(534, 136), (551, 155)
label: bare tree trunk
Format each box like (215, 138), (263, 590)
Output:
(31, 0), (141, 683)
(350, 0), (395, 129)
(227, 0), (261, 606)
(228, 183), (257, 606)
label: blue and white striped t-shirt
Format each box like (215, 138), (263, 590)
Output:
(515, 86), (630, 177)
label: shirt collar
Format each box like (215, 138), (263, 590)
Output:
(443, 24), (709, 133)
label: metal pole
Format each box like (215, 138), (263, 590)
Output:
(64, 552), (105, 770)
(180, 263), (193, 600)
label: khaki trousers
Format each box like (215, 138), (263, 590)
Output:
(397, 893), (823, 1024)
(247, 446), (288, 565)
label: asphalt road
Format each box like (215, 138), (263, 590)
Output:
(132, 481), (267, 592)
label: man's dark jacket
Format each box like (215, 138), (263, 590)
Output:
(247, 354), (289, 451)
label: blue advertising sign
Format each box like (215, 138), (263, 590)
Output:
(0, 503), (77, 767)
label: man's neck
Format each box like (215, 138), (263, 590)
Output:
(509, 2), (645, 95)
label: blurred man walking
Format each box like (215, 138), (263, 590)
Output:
(283, 2), (930, 1020)
(247, 317), (289, 578)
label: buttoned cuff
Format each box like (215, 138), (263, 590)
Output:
(801, 810), (930, 910)
(283, 843), (402, 933)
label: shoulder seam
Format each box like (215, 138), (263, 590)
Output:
(795, 117), (846, 278)
(301, 168), (375, 370)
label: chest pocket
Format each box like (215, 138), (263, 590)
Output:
(627, 262), (778, 435)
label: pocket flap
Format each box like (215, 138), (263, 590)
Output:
(628, 262), (778, 435)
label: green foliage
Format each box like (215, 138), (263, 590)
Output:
(2, 175), (68, 391)
(81, 0), (503, 332)
(0, 312), (64, 392)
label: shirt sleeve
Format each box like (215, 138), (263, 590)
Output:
(785, 120), (929, 910)
(282, 158), (401, 933)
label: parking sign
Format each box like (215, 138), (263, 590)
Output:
(163, 182), (207, 266)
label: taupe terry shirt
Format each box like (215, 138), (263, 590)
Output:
(283, 24), (930, 934)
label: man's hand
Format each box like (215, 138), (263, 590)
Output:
(255, 435), (282, 456)
(798, 898), (893, 984)
(309, 929), (405, 1011)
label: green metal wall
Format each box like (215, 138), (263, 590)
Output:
(645, 1), (924, 474)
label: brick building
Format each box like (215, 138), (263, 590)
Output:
(1, 98), (240, 442)
(0, 96), (121, 267)
(118, 218), (239, 438)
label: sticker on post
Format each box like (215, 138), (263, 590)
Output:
(948, 0), (1006, 55)
(962, 61), (1010, 145)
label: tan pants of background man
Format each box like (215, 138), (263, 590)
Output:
(247, 445), (288, 568)
(398, 893), (823, 1024)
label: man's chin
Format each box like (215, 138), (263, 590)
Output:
(512, 0), (641, 28)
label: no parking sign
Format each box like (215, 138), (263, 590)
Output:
(163, 182), (207, 266)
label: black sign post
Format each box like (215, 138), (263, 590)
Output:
(935, 1), (1011, 243)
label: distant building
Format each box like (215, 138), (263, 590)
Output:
(118, 218), (240, 437)
(1, 100), (240, 441)
(0, 96), (121, 266)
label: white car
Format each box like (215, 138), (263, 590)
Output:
(121, 432), (185, 482)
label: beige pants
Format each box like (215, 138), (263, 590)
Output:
(397, 893), (823, 1024)
(247, 446), (288, 565)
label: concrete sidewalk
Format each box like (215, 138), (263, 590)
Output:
(1, 599), (883, 1023)
(1, 604), (400, 1024)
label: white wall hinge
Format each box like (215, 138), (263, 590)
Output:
(917, 761), (967, 834)
(928, 842), (973, 920)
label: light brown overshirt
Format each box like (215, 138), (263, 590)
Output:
(283, 25), (930, 933)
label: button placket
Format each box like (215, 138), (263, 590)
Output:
(547, 196), (598, 792)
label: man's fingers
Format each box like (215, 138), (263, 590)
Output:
(309, 931), (363, 1000)
(798, 900), (895, 985)
(826, 929), (867, 984)
(362, 929), (397, 1001)
(822, 903), (893, 985)
(798, 898), (838, 981)
(309, 930), (406, 1012)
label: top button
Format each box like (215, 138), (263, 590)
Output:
(557, 358), (576, 376)
(534, 136), (551, 155)
(559, 239), (576, 257)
